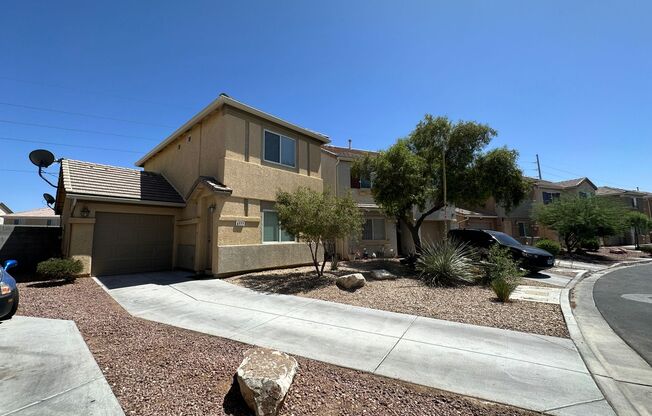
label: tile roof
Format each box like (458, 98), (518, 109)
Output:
(525, 176), (596, 190)
(322, 145), (377, 159)
(61, 159), (185, 205)
(186, 176), (232, 199)
(596, 186), (647, 197)
(2, 207), (57, 218)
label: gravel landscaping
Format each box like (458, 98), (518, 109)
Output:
(17, 278), (537, 416)
(228, 260), (570, 338)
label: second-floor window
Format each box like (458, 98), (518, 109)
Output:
(542, 192), (561, 205)
(579, 192), (588, 199)
(264, 130), (296, 168)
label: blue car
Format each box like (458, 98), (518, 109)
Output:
(0, 260), (19, 320)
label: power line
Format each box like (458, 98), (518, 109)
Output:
(0, 136), (145, 154)
(0, 119), (158, 141)
(0, 101), (174, 128)
(0, 76), (194, 110)
(540, 163), (636, 190)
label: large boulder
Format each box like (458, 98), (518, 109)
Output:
(236, 348), (298, 416)
(336, 273), (366, 290)
(371, 269), (396, 280)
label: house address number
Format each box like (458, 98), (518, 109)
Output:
(235, 219), (246, 227)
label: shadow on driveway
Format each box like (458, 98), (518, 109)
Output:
(96, 270), (195, 290)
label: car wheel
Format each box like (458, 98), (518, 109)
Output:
(0, 295), (18, 320)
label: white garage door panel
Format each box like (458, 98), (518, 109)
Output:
(92, 212), (174, 276)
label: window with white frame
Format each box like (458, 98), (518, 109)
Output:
(542, 192), (560, 205)
(262, 210), (295, 242)
(362, 218), (386, 240)
(264, 130), (296, 168)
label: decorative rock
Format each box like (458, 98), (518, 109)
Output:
(609, 248), (627, 254)
(371, 269), (396, 280)
(236, 348), (298, 416)
(336, 273), (366, 290)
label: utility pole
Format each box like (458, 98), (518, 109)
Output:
(443, 142), (448, 237)
(536, 154), (542, 180)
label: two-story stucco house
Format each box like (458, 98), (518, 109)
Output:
(55, 95), (328, 276)
(457, 177), (598, 243)
(321, 144), (399, 259)
(597, 186), (652, 246)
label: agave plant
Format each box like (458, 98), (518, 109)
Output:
(416, 240), (478, 286)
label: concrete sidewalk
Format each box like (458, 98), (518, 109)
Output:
(97, 272), (614, 415)
(0, 316), (124, 416)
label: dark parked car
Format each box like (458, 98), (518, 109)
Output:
(448, 229), (555, 272)
(0, 260), (19, 320)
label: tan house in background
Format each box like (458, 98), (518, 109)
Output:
(56, 94), (328, 276)
(0, 203), (12, 225)
(321, 144), (398, 259)
(1, 207), (60, 227)
(457, 177), (598, 244)
(597, 186), (652, 246)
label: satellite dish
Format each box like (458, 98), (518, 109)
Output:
(43, 193), (55, 206)
(29, 149), (55, 168)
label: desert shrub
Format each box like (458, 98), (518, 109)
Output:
(416, 240), (477, 286)
(535, 239), (561, 256)
(639, 245), (652, 254)
(580, 238), (600, 252)
(491, 277), (519, 302)
(480, 245), (523, 285)
(36, 258), (83, 282)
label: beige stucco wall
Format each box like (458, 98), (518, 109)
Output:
(215, 242), (320, 276)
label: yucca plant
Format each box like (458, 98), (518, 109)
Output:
(416, 240), (478, 286)
(491, 277), (519, 302)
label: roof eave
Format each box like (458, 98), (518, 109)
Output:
(66, 193), (186, 208)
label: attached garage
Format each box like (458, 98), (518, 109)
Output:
(466, 218), (496, 230)
(92, 213), (175, 276)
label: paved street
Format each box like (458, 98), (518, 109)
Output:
(97, 272), (613, 415)
(594, 263), (652, 365)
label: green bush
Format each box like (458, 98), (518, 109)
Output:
(36, 258), (83, 282)
(535, 239), (561, 256)
(580, 238), (600, 252)
(639, 245), (652, 254)
(481, 245), (523, 285)
(491, 277), (519, 302)
(416, 240), (477, 286)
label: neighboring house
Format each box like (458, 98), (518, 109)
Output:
(0, 203), (12, 225)
(56, 94), (329, 276)
(1, 207), (60, 226)
(457, 177), (598, 244)
(321, 145), (399, 259)
(596, 186), (652, 246)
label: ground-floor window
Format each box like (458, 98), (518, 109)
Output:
(262, 210), (295, 242)
(362, 218), (386, 240)
(518, 222), (527, 237)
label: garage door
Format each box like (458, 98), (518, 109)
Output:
(92, 212), (174, 276)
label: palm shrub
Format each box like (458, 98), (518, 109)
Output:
(535, 239), (561, 256)
(416, 240), (477, 286)
(37, 258), (83, 282)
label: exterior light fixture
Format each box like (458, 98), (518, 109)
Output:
(80, 206), (90, 218)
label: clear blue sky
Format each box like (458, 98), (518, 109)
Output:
(2, 1), (651, 212)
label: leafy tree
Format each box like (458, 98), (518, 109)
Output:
(625, 211), (652, 249)
(275, 187), (363, 277)
(534, 197), (628, 254)
(354, 115), (529, 252)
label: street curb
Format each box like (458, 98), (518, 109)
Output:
(561, 261), (652, 416)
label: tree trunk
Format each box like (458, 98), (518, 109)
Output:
(308, 240), (322, 277)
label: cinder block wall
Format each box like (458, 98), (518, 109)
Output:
(0, 226), (61, 277)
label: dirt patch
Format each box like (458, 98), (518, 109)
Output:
(559, 246), (651, 264)
(228, 260), (570, 338)
(17, 278), (537, 416)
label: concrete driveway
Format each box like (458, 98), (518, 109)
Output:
(97, 271), (614, 415)
(0, 316), (123, 416)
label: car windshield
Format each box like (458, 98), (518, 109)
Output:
(487, 231), (522, 246)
